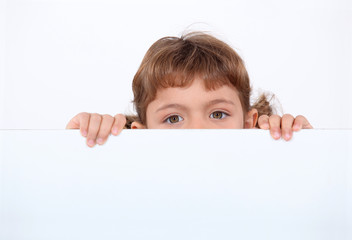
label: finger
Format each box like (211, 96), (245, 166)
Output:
(281, 114), (294, 141)
(66, 112), (90, 137)
(268, 115), (282, 140)
(111, 114), (127, 136)
(86, 113), (102, 147)
(96, 115), (114, 145)
(293, 115), (313, 131)
(257, 115), (270, 129)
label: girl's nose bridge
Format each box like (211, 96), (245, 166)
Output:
(188, 117), (208, 129)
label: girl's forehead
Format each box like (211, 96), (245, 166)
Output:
(146, 80), (244, 119)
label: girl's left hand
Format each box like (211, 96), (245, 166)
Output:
(257, 114), (313, 141)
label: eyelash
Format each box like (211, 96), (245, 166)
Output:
(210, 111), (229, 119)
(164, 115), (184, 124)
(163, 111), (229, 124)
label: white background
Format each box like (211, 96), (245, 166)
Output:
(1, 129), (351, 239)
(0, 0), (351, 129)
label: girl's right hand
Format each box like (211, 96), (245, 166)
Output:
(66, 112), (126, 147)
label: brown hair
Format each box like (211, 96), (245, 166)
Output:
(128, 32), (273, 128)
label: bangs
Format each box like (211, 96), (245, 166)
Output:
(144, 35), (239, 92)
(154, 67), (232, 91)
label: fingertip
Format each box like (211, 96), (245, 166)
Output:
(116, 128), (124, 136)
(270, 129), (281, 140)
(283, 132), (292, 141)
(111, 127), (118, 136)
(113, 127), (123, 136)
(87, 139), (95, 147)
(258, 115), (269, 129)
(292, 123), (301, 132)
(81, 130), (87, 137)
(96, 138), (104, 145)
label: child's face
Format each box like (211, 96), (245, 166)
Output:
(133, 78), (258, 129)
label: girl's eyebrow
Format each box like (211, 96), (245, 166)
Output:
(156, 104), (187, 113)
(207, 99), (236, 107)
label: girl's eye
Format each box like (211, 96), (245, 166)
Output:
(210, 111), (228, 119)
(166, 115), (184, 124)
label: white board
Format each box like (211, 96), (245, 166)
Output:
(0, 129), (351, 239)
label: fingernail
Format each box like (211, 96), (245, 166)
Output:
(263, 123), (269, 129)
(88, 139), (95, 147)
(285, 133), (291, 141)
(97, 138), (103, 145)
(82, 130), (87, 137)
(274, 132), (281, 139)
(112, 127), (118, 135)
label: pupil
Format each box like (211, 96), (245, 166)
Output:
(170, 116), (178, 123)
(215, 112), (222, 118)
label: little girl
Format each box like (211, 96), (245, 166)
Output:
(67, 32), (312, 147)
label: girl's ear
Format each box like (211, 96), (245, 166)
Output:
(131, 121), (146, 129)
(244, 109), (258, 129)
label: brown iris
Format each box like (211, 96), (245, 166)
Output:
(168, 115), (180, 123)
(212, 111), (223, 119)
